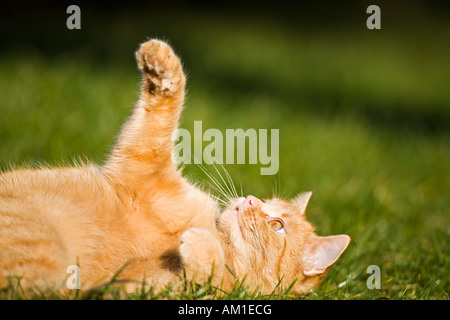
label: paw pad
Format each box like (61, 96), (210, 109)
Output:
(136, 40), (184, 96)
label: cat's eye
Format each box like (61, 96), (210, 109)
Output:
(268, 219), (285, 234)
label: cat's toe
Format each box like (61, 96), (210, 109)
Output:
(136, 39), (184, 97)
(180, 228), (220, 259)
(180, 227), (208, 245)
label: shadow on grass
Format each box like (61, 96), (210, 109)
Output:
(200, 72), (450, 136)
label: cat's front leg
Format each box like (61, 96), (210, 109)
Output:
(104, 39), (186, 186)
(179, 228), (225, 285)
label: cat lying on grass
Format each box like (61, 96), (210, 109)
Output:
(0, 39), (350, 296)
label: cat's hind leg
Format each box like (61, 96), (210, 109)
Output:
(104, 40), (186, 188)
(0, 206), (72, 290)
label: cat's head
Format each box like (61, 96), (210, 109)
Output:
(216, 192), (350, 295)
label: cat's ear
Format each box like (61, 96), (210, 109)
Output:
(292, 191), (313, 215)
(302, 235), (351, 276)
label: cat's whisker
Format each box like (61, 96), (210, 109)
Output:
(205, 157), (233, 199)
(222, 164), (239, 199)
(197, 164), (231, 202)
(209, 194), (228, 206)
(193, 155), (233, 203)
(206, 181), (232, 203)
(271, 173), (282, 199)
(271, 175), (277, 198)
(200, 154), (235, 201)
(211, 158), (239, 199)
(278, 172), (282, 198)
(209, 193), (227, 202)
(238, 177), (244, 198)
(208, 157), (237, 200)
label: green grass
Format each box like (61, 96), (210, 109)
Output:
(0, 6), (449, 300)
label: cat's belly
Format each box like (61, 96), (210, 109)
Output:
(0, 167), (220, 288)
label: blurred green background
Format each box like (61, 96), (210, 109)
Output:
(0, 1), (448, 299)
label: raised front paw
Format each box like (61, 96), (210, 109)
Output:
(179, 228), (224, 283)
(136, 39), (185, 97)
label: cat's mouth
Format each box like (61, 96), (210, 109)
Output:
(220, 195), (262, 235)
(233, 197), (245, 213)
(234, 195), (261, 214)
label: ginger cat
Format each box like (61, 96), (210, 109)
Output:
(0, 39), (350, 295)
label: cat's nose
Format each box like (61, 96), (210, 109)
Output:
(245, 195), (260, 207)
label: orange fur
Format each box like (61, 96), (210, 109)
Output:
(0, 40), (350, 295)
